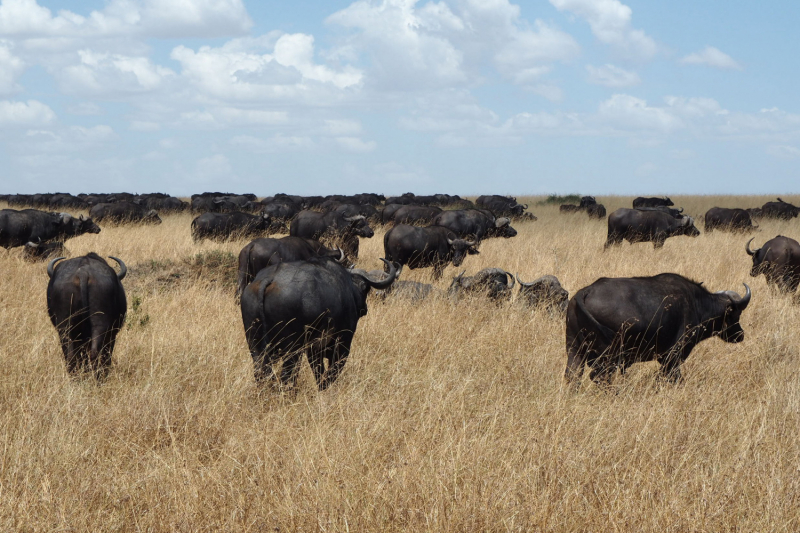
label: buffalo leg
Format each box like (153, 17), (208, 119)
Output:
(278, 350), (303, 389)
(318, 333), (353, 390)
(564, 345), (588, 384)
(603, 234), (622, 250)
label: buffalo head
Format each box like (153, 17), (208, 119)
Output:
(746, 238), (768, 277)
(494, 217), (517, 238)
(446, 237), (479, 267)
(345, 215), (374, 238)
(713, 284), (751, 342)
(681, 216), (700, 237)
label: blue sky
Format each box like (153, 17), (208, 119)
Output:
(1, 0), (798, 196)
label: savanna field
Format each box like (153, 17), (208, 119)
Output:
(2, 195), (800, 531)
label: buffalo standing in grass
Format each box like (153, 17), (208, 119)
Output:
(746, 236), (800, 293)
(566, 273), (751, 385)
(0, 209), (100, 249)
(605, 208), (699, 249)
(236, 236), (345, 297)
(432, 209), (517, 240)
(761, 198), (800, 220)
(290, 210), (374, 262)
(191, 212), (283, 242)
(632, 196), (674, 208)
(704, 207), (757, 233)
(384, 224), (479, 280)
(89, 201), (162, 224)
(47, 254), (127, 378)
(240, 257), (398, 389)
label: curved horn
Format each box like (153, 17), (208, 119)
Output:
(26, 241), (39, 248)
(735, 283), (751, 309)
(465, 239), (477, 247)
(352, 258), (397, 289)
(515, 273), (534, 287)
(745, 237), (756, 256)
(523, 204), (528, 210)
(677, 207), (684, 213)
(505, 271), (515, 290)
(108, 256), (127, 280)
(343, 215), (365, 223)
(47, 257), (65, 278)
(334, 246), (346, 263)
(447, 238), (455, 246)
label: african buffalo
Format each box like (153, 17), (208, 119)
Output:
(704, 207), (757, 233)
(432, 209), (517, 240)
(761, 198), (800, 220)
(236, 236), (345, 297)
(89, 202), (162, 224)
(605, 208), (700, 249)
(476, 195), (529, 218)
(516, 274), (569, 313)
(290, 210), (374, 262)
(566, 273), (751, 385)
(191, 212), (282, 242)
(240, 257), (398, 389)
(0, 209), (100, 249)
(47, 254), (127, 378)
(632, 196), (674, 208)
(449, 268), (515, 302)
(390, 205), (442, 225)
(383, 224), (479, 280)
(746, 236), (800, 293)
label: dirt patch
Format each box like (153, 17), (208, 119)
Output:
(126, 250), (238, 293)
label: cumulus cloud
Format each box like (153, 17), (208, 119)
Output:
(58, 50), (176, 95)
(335, 136), (376, 152)
(549, 0), (657, 59)
(680, 46), (741, 70)
(230, 134), (315, 153)
(0, 0), (252, 40)
(171, 33), (362, 103)
(586, 64), (640, 87)
(0, 99), (55, 126)
(327, 0), (579, 93)
(598, 94), (682, 132)
(0, 44), (25, 94)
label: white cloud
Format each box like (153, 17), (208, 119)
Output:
(0, 44), (25, 94)
(58, 50), (176, 95)
(767, 145), (800, 159)
(194, 153), (236, 182)
(66, 102), (102, 115)
(0, 0), (252, 40)
(322, 119), (362, 136)
(230, 134), (315, 153)
(598, 94), (682, 132)
(0, 99), (55, 126)
(130, 120), (160, 131)
(680, 46), (741, 70)
(335, 136), (376, 152)
(549, 0), (657, 59)
(586, 64), (640, 87)
(171, 33), (362, 103)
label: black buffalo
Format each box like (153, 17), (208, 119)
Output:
(191, 212), (282, 242)
(23, 241), (65, 261)
(89, 202), (162, 224)
(516, 274), (569, 313)
(290, 210), (374, 262)
(632, 196), (674, 208)
(704, 207), (757, 233)
(432, 209), (517, 240)
(746, 236), (800, 293)
(560, 201), (606, 219)
(475, 195), (529, 218)
(605, 208), (700, 249)
(637, 206), (684, 218)
(47, 254), (127, 378)
(236, 236), (345, 297)
(566, 273), (751, 384)
(390, 205), (442, 225)
(449, 268), (515, 302)
(240, 257), (398, 389)
(0, 209), (100, 249)
(761, 198), (800, 220)
(383, 224), (479, 279)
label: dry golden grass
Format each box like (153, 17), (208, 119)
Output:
(0, 195), (799, 531)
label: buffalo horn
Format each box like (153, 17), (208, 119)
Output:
(505, 271), (515, 290)
(523, 204), (528, 210)
(108, 256), (127, 280)
(466, 239), (477, 247)
(515, 273), (535, 287)
(334, 247), (346, 263)
(352, 258), (397, 289)
(495, 217), (510, 228)
(344, 215), (365, 223)
(745, 238), (756, 256)
(26, 241), (39, 248)
(47, 257), (66, 278)
(678, 207), (684, 213)
(79, 214), (85, 221)
(735, 283), (752, 309)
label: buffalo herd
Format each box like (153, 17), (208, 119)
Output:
(1, 191), (798, 390)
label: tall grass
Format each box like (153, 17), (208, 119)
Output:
(0, 195), (798, 530)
